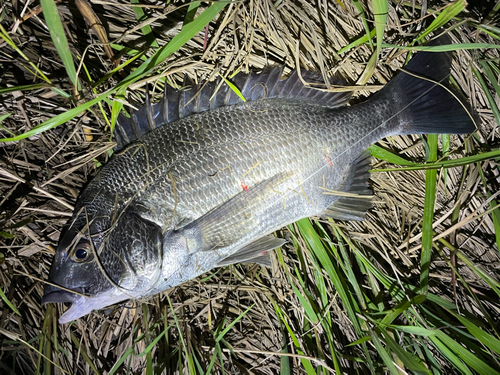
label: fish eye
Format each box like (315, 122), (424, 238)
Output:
(71, 241), (91, 262)
(75, 248), (87, 259)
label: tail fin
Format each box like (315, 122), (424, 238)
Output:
(380, 36), (476, 135)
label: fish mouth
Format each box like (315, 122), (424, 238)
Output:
(42, 285), (84, 304)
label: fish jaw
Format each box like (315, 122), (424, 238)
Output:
(57, 289), (131, 324)
(43, 284), (133, 324)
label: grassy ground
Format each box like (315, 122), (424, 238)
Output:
(1, 0), (500, 373)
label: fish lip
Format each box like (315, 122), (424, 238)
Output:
(42, 285), (84, 304)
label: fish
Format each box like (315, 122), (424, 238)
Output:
(42, 37), (475, 323)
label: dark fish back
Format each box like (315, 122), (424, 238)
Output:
(114, 67), (351, 150)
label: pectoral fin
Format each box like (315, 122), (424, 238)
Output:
(184, 171), (296, 252)
(216, 236), (286, 267)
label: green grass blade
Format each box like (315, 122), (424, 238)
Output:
(0, 83), (51, 95)
(420, 134), (438, 294)
(130, 0), (159, 48)
(380, 329), (432, 374)
(338, 29), (376, 54)
(449, 311), (500, 355)
(110, 0), (229, 132)
(350, 0), (373, 49)
(184, 0), (201, 27)
(69, 331), (100, 374)
(473, 64), (500, 127)
(380, 42), (500, 51)
(0, 113), (11, 123)
(290, 271), (319, 324)
(429, 335), (473, 374)
(356, 0), (386, 83)
(0, 286), (20, 315)
(416, 0), (466, 42)
(347, 335), (371, 347)
(141, 305), (153, 375)
(0, 88), (116, 142)
(434, 330), (499, 374)
(371, 331), (399, 375)
(215, 304), (254, 342)
(370, 149), (500, 173)
(1, 2), (229, 143)
(272, 302), (316, 373)
(479, 60), (500, 98)
(390, 325), (436, 337)
(0, 25), (52, 84)
(218, 73), (246, 102)
(120, 1), (229, 86)
(92, 50), (146, 88)
(373, 0), (388, 53)
(204, 342), (219, 375)
(296, 219), (363, 334)
(442, 134), (450, 196)
(369, 144), (418, 166)
(477, 163), (500, 252)
(40, 0), (80, 89)
(280, 331), (291, 375)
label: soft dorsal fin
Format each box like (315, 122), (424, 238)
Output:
(114, 67), (351, 150)
(321, 152), (373, 221)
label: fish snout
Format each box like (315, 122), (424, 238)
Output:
(42, 284), (84, 304)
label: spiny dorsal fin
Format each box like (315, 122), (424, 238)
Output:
(321, 151), (373, 221)
(114, 67), (351, 150)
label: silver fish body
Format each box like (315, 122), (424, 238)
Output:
(42, 38), (475, 323)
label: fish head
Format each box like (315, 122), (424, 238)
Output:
(43, 209), (164, 323)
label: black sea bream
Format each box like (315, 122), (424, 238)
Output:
(42, 38), (475, 323)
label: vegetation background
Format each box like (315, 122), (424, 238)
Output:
(0, 0), (499, 373)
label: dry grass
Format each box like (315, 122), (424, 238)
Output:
(1, 0), (499, 374)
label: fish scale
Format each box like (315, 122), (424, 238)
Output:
(133, 101), (364, 228)
(42, 38), (476, 323)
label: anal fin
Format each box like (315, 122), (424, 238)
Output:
(321, 151), (373, 221)
(216, 236), (286, 267)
